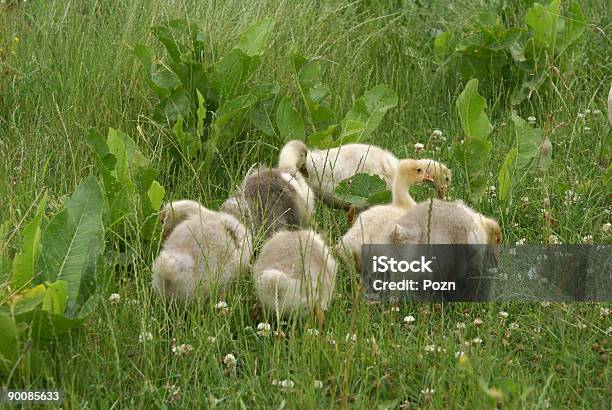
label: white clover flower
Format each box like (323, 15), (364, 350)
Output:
(584, 126), (591, 131)
(527, 267), (538, 280)
(527, 116), (536, 124)
(548, 234), (561, 244)
(139, 331), (153, 343)
(403, 315), (416, 324)
(521, 196), (529, 203)
(345, 333), (357, 343)
(108, 293), (121, 304)
(592, 109), (601, 115)
(456, 322), (466, 329)
(508, 322), (519, 330)
(414, 142), (425, 153)
(314, 380), (324, 389)
(257, 322), (271, 336)
(607, 326), (612, 335)
(274, 379), (294, 391)
(424, 344), (436, 353)
(577, 112), (585, 119)
(577, 322), (587, 329)
(207, 336), (217, 343)
(421, 388), (435, 395)
(172, 343), (194, 356)
(603, 223), (611, 235)
(306, 328), (319, 336)
(473, 318), (484, 326)
(472, 337), (483, 344)
(498, 311), (509, 319)
(488, 185), (496, 192)
(432, 129), (443, 139)
(390, 306), (400, 312)
(541, 301), (551, 307)
(326, 335), (336, 345)
(583, 235), (593, 244)
(600, 307), (610, 318)
(223, 353), (237, 369)
(215, 301), (229, 313)
(455, 351), (465, 358)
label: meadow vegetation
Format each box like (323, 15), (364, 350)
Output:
(0, 0), (610, 407)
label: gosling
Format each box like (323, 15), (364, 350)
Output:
(253, 229), (337, 319)
(152, 201), (253, 302)
(221, 140), (314, 241)
(338, 159), (432, 268)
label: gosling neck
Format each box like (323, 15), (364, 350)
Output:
(278, 143), (305, 171)
(392, 174), (417, 208)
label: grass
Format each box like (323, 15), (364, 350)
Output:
(1, 0), (611, 407)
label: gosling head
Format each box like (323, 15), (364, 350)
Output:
(278, 140), (308, 172)
(396, 159), (434, 185)
(421, 159), (451, 199)
(480, 216), (502, 245)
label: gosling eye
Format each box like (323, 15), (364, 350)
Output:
(416, 167), (422, 173)
(445, 177), (449, 182)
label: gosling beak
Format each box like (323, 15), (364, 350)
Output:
(423, 174), (434, 183)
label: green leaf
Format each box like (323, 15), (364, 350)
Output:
(297, 60), (321, 91)
(107, 128), (158, 193)
(557, 1), (585, 54)
(456, 137), (492, 201)
(14, 293), (99, 340)
(172, 115), (202, 158)
(214, 94), (258, 128)
(340, 85), (398, 141)
(151, 63), (181, 91)
(196, 89), (206, 136)
(0, 313), (18, 373)
(276, 97), (305, 141)
(12, 193), (47, 290)
(156, 88), (190, 124)
(308, 125), (337, 148)
(456, 78), (491, 140)
(367, 190), (392, 205)
(152, 23), (186, 63)
(86, 129), (121, 199)
(212, 49), (260, 98)
(38, 176), (104, 305)
(238, 18), (275, 57)
(338, 119), (366, 142)
(511, 73), (547, 105)
(12, 284), (46, 314)
(434, 31), (454, 56)
(147, 180), (165, 211)
(333, 173), (388, 207)
(512, 112), (541, 171)
(525, 0), (561, 49)
(133, 43), (154, 74)
(249, 97), (277, 136)
(42, 280), (68, 315)
(498, 148), (517, 201)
